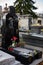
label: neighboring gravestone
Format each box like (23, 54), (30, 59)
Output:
(0, 6), (2, 45)
(0, 6), (2, 13)
(30, 24), (41, 34)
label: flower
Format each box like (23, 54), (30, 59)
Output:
(11, 36), (18, 47)
(11, 36), (18, 41)
(8, 47), (13, 51)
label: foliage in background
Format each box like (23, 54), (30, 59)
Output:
(14, 0), (38, 18)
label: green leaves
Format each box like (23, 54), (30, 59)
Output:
(14, 0), (37, 18)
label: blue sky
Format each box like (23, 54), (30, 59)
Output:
(0, 0), (43, 13)
(34, 0), (43, 13)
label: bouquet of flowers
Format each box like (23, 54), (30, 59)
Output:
(11, 36), (18, 47)
(8, 36), (18, 51)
